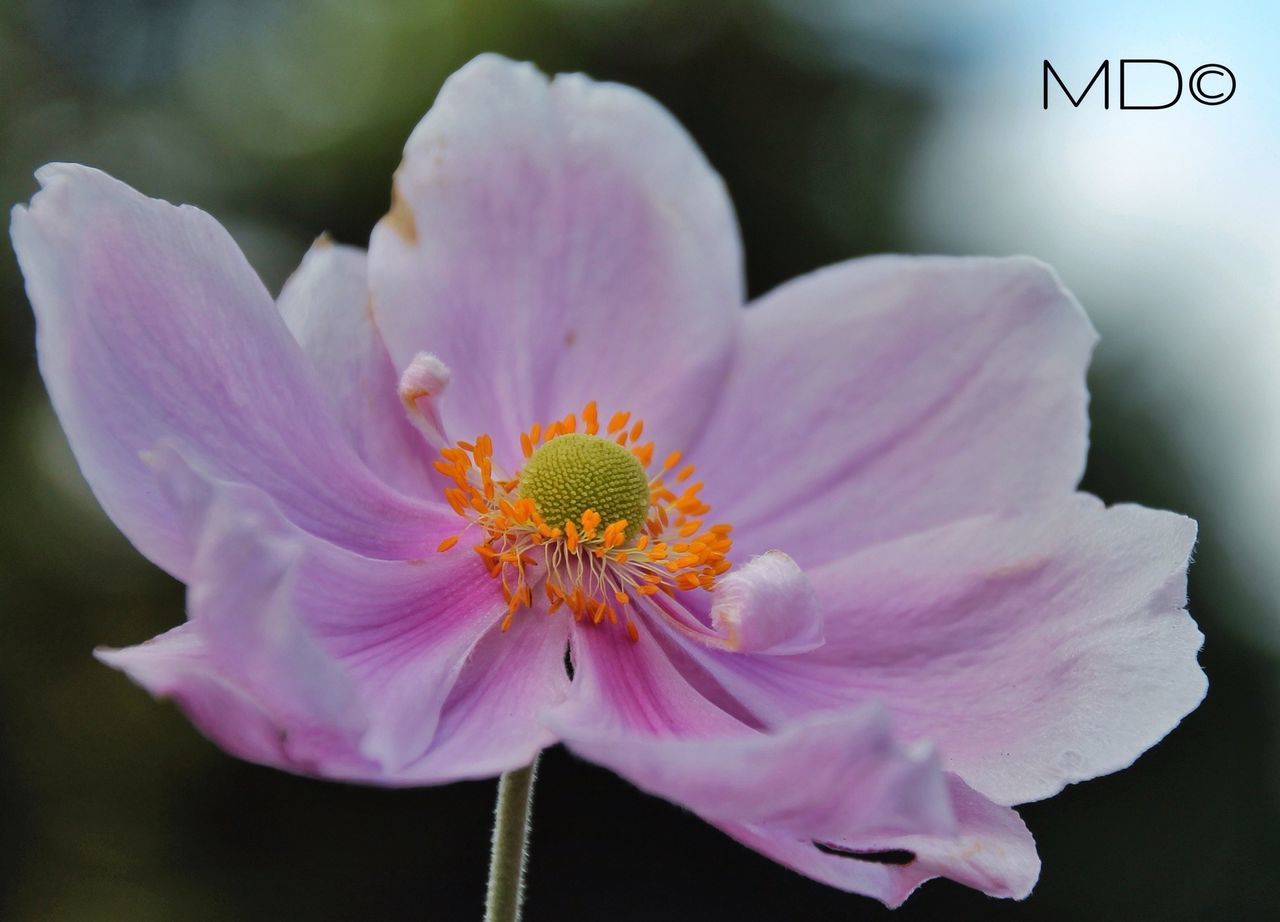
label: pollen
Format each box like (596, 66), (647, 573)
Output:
(433, 401), (732, 643)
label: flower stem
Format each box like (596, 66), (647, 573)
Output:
(484, 756), (539, 922)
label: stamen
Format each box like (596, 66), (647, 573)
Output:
(607, 411), (630, 434)
(433, 401), (733, 642)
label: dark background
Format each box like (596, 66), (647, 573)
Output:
(2, 1), (1277, 919)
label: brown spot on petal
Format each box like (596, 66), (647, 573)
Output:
(385, 180), (418, 244)
(564, 330), (577, 347)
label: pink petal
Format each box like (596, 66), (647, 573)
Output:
(103, 445), (554, 781)
(96, 625), (376, 779)
(182, 491), (370, 756)
(622, 551), (819, 715)
(719, 774), (1039, 907)
(808, 495), (1205, 805)
(692, 256), (1096, 566)
(368, 54), (743, 465)
(552, 615), (1037, 905)
(10, 164), (448, 579)
(396, 351), (454, 455)
(661, 495), (1205, 807)
(401, 606), (571, 783)
(277, 239), (440, 498)
(560, 615), (746, 737)
(546, 704), (952, 844)
(708, 550), (823, 654)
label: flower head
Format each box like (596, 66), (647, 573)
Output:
(10, 54), (1206, 907)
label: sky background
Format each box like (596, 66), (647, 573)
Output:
(1, 1), (1277, 919)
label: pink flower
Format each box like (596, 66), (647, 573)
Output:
(10, 54), (1206, 906)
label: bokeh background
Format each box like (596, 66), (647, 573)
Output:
(2, 1), (1278, 919)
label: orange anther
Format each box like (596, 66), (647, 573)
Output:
(436, 405), (733, 645)
(602, 521), (627, 549)
(607, 411), (631, 434)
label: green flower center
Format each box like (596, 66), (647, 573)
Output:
(518, 433), (650, 541)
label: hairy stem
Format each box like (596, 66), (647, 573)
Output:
(484, 756), (540, 922)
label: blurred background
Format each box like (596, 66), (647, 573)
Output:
(1, 0), (1277, 919)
